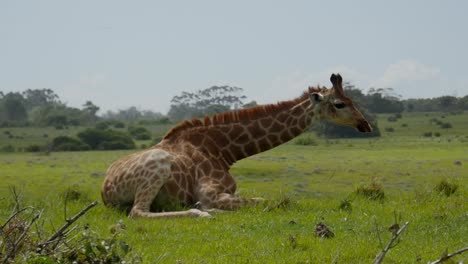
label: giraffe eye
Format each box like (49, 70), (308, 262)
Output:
(334, 103), (346, 109)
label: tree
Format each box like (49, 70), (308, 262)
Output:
(366, 88), (404, 113)
(437, 96), (458, 112)
(0, 92), (28, 125)
(168, 85), (247, 121)
(82, 101), (100, 122)
(22, 89), (60, 110)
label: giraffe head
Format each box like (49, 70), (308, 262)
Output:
(309, 73), (372, 133)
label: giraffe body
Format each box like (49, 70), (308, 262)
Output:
(101, 74), (372, 218)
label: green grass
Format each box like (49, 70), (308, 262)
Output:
(1, 112), (468, 263)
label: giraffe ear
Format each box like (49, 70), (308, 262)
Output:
(330, 73), (344, 96)
(310, 93), (324, 103)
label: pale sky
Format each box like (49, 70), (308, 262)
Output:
(1, 1), (467, 114)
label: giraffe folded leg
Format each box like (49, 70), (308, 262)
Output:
(129, 179), (212, 218)
(198, 192), (265, 211)
(130, 208), (212, 218)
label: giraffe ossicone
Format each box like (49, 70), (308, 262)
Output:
(101, 73), (372, 218)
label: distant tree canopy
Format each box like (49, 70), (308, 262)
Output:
(168, 85), (247, 121)
(102, 106), (165, 122)
(404, 95), (468, 112)
(0, 89), (100, 127)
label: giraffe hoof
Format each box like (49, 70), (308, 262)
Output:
(189, 209), (213, 218)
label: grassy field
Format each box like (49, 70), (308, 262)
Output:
(0, 112), (467, 263)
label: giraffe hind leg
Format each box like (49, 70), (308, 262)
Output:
(129, 176), (211, 219)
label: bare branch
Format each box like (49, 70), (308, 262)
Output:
(38, 201), (98, 250)
(0, 206), (35, 230)
(372, 221), (409, 264)
(428, 246), (468, 264)
(2, 209), (44, 264)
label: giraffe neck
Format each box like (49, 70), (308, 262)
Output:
(166, 95), (317, 167)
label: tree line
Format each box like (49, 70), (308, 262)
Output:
(1, 84), (467, 130)
(0, 89), (100, 127)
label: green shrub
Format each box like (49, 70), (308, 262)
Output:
(95, 122), (111, 130)
(52, 136), (91, 151)
(355, 179), (385, 201)
(114, 121), (125, 128)
(435, 179), (458, 197)
(25, 144), (42, 152)
(434, 132), (441, 137)
(385, 127), (395, 132)
(0, 144), (15, 152)
(128, 126), (151, 140)
(77, 129), (135, 150)
(440, 122), (452, 129)
(401, 123), (408, 127)
(294, 135), (318, 146)
(422, 132), (433, 137)
(338, 198), (352, 212)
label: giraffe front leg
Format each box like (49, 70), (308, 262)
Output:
(129, 174), (212, 219)
(198, 192), (265, 211)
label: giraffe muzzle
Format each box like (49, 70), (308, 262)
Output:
(356, 120), (372, 133)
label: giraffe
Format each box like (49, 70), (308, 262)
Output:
(101, 73), (372, 218)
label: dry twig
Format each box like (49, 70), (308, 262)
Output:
(1, 209), (44, 264)
(428, 246), (468, 264)
(372, 221), (409, 264)
(38, 200), (98, 251)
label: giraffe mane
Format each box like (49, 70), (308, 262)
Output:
(163, 86), (327, 140)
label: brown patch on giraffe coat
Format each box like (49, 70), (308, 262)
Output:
(228, 125), (245, 139)
(229, 144), (245, 160)
(298, 117), (307, 128)
(206, 129), (230, 148)
(267, 134), (279, 144)
(221, 148), (236, 165)
(259, 118), (273, 129)
(280, 130), (292, 142)
(270, 121), (286, 133)
(189, 132), (204, 146)
(201, 137), (220, 156)
(257, 137), (272, 152)
(290, 127), (302, 136)
(246, 121), (265, 137)
(198, 160), (213, 176)
(243, 142), (258, 156)
(235, 133), (250, 145)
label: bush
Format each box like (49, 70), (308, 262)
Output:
(401, 123), (408, 127)
(294, 135), (318, 146)
(434, 132), (441, 137)
(422, 132), (433, 137)
(440, 122), (452, 129)
(77, 129), (135, 150)
(25, 144), (42, 152)
(385, 127), (395, 132)
(0, 144), (15, 152)
(52, 136), (91, 151)
(355, 179), (385, 201)
(114, 121), (125, 128)
(95, 121), (110, 130)
(435, 179), (458, 197)
(138, 117), (171, 125)
(128, 126), (151, 140)
(387, 116), (398, 122)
